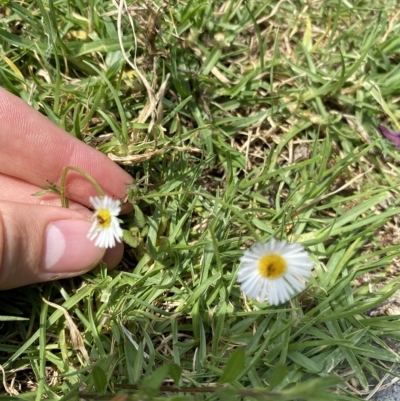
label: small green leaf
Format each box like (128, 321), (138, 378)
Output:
(134, 205), (146, 228)
(141, 364), (170, 390)
(123, 229), (139, 248)
(32, 189), (49, 196)
(282, 376), (342, 399)
(218, 348), (245, 384)
(91, 366), (107, 394)
(217, 387), (238, 401)
(168, 364), (182, 386)
(267, 364), (287, 388)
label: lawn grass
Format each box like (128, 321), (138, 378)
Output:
(1, 1), (400, 400)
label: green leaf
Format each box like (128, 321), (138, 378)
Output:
(218, 348), (245, 384)
(201, 47), (222, 76)
(267, 364), (287, 388)
(91, 366), (107, 394)
(141, 364), (170, 390)
(0, 316), (29, 321)
(134, 205), (146, 228)
(217, 387), (238, 401)
(168, 364), (182, 386)
(122, 229), (139, 248)
(282, 376), (342, 399)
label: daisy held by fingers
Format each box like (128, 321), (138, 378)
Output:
(87, 196), (123, 248)
(237, 238), (313, 305)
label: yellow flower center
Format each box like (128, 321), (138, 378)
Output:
(96, 209), (112, 228)
(258, 254), (287, 279)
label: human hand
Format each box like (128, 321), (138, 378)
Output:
(0, 87), (133, 290)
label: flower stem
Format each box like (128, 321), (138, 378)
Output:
(60, 166), (104, 208)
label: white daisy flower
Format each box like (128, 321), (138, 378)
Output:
(237, 238), (313, 305)
(87, 196), (123, 248)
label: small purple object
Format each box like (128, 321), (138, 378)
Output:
(379, 124), (400, 148)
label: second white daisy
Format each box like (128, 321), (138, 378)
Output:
(87, 196), (123, 248)
(237, 238), (313, 305)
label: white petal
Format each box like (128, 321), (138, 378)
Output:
(266, 281), (280, 305)
(285, 273), (306, 292)
(257, 281), (269, 302)
(237, 265), (257, 280)
(241, 275), (262, 299)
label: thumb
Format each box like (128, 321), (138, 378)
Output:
(0, 201), (106, 290)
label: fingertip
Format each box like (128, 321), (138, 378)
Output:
(43, 220), (105, 272)
(121, 202), (133, 215)
(103, 242), (124, 270)
(0, 202), (110, 289)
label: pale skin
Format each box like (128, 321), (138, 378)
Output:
(0, 87), (133, 290)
